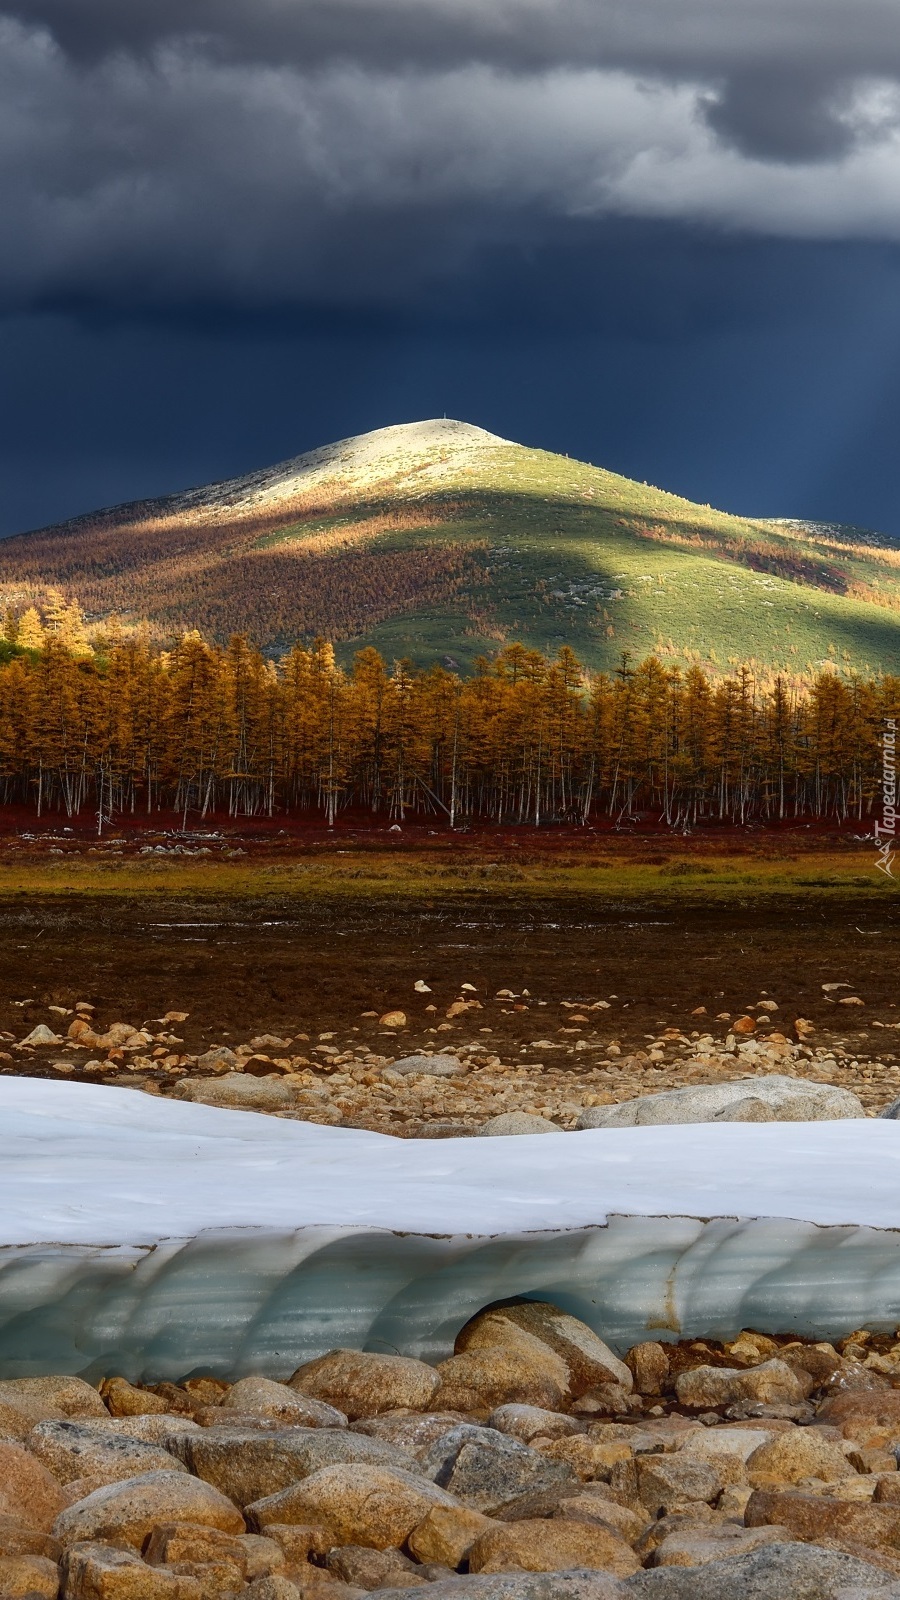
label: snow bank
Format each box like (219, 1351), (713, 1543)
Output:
(1, 1078), (899, 1380)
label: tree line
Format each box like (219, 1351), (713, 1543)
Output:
(0, 628), (897, 828)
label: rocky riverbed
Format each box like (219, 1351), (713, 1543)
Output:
(6, 1303), (900, 1597)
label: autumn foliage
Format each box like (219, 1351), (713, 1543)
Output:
(0, 630), (897, 827)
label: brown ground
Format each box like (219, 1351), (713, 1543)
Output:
(2, 889), (899, 1114)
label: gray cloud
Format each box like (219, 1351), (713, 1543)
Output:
(2, 2), (900, 315)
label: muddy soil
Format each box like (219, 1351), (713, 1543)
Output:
(2, 893), (897, 1067)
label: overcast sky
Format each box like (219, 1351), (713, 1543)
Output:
(3, 0), (900, 534)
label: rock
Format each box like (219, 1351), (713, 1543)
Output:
(466, 1307), (632, 1400)
(247, 1464), (459, 1547)
(0, 1441), (67, 1530)
(351, 1415), (469, 1459)
(20, 1025), (62, 1046)
(389, 1056), (465, 1077)
(173, 1075), (301, 1111)
(0, 1516), (60, 1562)
(0, 1377), (106, 1424)
(577, 1077), (864, 1127)
(27, 1420), (187, 1490)
(816, 1389), (900, 1442)
(488, 1407), (583, 1444)
(536, 1436), (635, 1483)
(624, 1345), (669, 1397)
(476, 1115), (561, 1136)
(436, 1333), (569, 1415)
(244, 1578), (303, 1600)
(408, 1506), (498, 1567)
(675, 1360), (812, 1410)
(634, 1543), (900, 1595)
(746, 1486), (900, 1557)
(326, 1545), (421, 1589)
(650, 1524), (789, 1569)
(552, 1490), (647, 1544)
(379, 1014), (407, 1029)
(144, 1522), (262, 1579)
(375, 1576), (628, 1600)
(173, 1426), (415, 1507)
(468, 1518), (640, 1578)
(0, 1552), (59, 1597)
(62, 1540), (201, 1598)
(420, 1425), (575, 1514)
(99, 1379), (170, 1418)
(679, 1427), (775, 1485)
(744, 1428), (854, 1486)
(289, 1352), (440, 1420)
(220, 1379), (347, 1429)
(195, 1047), (242, 1073)
(93, 1418), (202, 1448)
(53, 1471), (244, 1548)
(634, 1457), (723, 1517)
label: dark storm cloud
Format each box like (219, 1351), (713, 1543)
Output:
(2, 0), (900, 317)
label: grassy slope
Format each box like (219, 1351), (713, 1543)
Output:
(264, 443), (900, 675)
(9, 428), (900, 674)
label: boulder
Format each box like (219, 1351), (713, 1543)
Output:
(172, 1075), (300, 1111)
(679, 1427), (775, 1485)
(247, 1463), (458, 1548)
(244, 1578), (304, 1600)
(675, 1360), (812, 1410)
(219, 1378), (347, 1428)
(327, 1544), (422, 1589)
(552, 1491), (647, 1545)
(173, 1426), (415, 1507)
(27, 1419), (186, 1490)
(289, 1351), (440, 1420)
(476, 1115), (561, 1136)
(374, 1575), (627, 1600)
(634, 1457), (723, 1517)
(195, 1047), (242, 1073)
(435, 1322), (571, 1414)
(351, 1414), (469, 1459)
(468, 1518), (640, 1577)
(624, 1345), (669, 1398)
(62, 1540), (202, 1598)
(0, 1441), (67, 1530)
(649, 1524), (789, 1569)
(816, 1389), (900, 1441)
(20, 1025), (62, 1046)
(746, 1486), (900, 1562)
(52, 1471), (244, 1548)
(0, 1552), (59, 1597)
(577, 1077), (864, 1128)
(488, 1407), (584, 1444)
(461, 1306), (631, 1398)
(93, 1417), (202, 1448)
(420, 1425), (575, 1514)
(389, 1056), (465, 1077)
(0, 1515), (61, 1562)
(0, 1376), (106, 1424)
(408, 1506), (498, 1567)
(624, 1540), (900, 1597)
(534, 1436), (632, 1483)
(99, 1379), (170, 1418)
(744, 1428), (854, 1486)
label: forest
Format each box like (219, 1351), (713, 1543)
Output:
(0, 615), (897, 827)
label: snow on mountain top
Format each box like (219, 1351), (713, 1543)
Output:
(172, 418), (510, 514)
(3, 1076), (900, 1247)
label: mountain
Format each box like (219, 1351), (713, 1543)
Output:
(3, 418), (900, 675)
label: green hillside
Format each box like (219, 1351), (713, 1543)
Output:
(4, 420), (900, 676)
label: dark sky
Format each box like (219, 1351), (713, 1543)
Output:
(3, 0), (900, 536)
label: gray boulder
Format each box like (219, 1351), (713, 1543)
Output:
(377, 1576), (626, 1600)
(880, 1098), (900, 1119)
(171, 1425), (418, 1507)
(624, 1541), (900, 1598)
(577, 1076), (864, 1129)
(173, 1074), (301, 1111)
(390, 1055), (466, 1077)
(421, 1424), (574, 1514)
(476, 1114), (562, 1137)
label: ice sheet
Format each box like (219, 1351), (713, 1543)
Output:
(0, 1078), (898, 1379)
